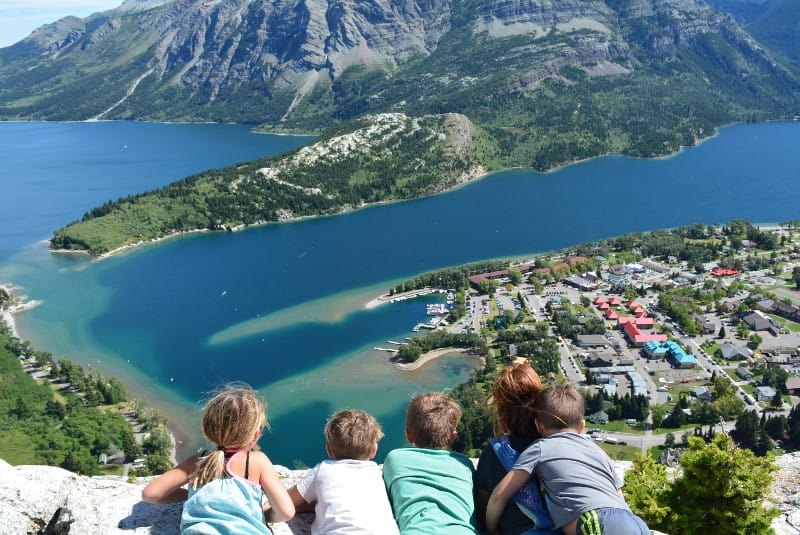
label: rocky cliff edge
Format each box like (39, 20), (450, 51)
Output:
(1, 455), (798, 534)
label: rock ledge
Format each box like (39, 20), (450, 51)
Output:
(1, 455), (798, 534)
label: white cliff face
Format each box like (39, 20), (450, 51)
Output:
(0, 459), (311, 535)
(1, 455), (799, 535)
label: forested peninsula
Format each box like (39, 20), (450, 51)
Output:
(0, 0), (793, 256)
(50, 113), (485, 256)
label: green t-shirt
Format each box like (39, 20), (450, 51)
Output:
(382, 448), (478, 535)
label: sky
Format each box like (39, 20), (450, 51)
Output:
(0, 1), (124, 48)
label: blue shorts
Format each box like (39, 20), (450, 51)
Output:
(576, 508), (650, 535)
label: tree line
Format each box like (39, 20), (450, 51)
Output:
(0, 323), (171, 475)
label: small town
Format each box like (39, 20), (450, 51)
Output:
(398, 221), (800, 455)
(3, 0), (800, 529)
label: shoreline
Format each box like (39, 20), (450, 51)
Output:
(364, 287), (445, 309)
(392, 348), (477, 371)
(2, 283), (181, 466)
(51, 163), (488, 261)
(0, 283), (43, 339)
(44, 116), (796, 262)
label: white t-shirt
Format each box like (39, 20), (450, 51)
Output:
(296, 458), (400, 535)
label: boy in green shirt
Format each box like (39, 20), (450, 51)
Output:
(383, 392), (479, 535)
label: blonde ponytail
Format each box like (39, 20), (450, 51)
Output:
(192, 449), (226, 489)
(191, 383), (268, 489)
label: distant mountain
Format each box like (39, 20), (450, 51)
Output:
(1, 0), (798, 170)
(704, 0), (779, 24)
(746, 0), (800, 68)
(705, 0), (800, 69)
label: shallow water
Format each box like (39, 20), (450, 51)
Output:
(2, 120), (800, 465)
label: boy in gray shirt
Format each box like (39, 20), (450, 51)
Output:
(486, 385), (649, 535)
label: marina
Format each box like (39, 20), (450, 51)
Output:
(426, 303), (448, 315)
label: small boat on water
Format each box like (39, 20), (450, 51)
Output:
(426, 303), (448, 315)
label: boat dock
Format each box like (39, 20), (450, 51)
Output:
(373, 347), (399, 353)
(385, 287), (446, 304)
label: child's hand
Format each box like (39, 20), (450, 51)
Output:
(141, 453), (200, 504)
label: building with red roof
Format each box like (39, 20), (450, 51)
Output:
(623, 321), (667, 346)
(618, 316), (655, 328)
(566, 256), (588, 265)
(468, 270), (509, 284)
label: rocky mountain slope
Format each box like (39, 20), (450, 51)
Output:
(1, 0), (798, 169)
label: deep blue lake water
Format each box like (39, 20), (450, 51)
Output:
(1, 120), (799, 466)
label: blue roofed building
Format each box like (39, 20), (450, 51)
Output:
(643, 341), (670, 360)
(643, 340), (696, 368)
(665, 340), (696, 368)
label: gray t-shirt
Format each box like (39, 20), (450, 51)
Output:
(512, 432), (628, 529)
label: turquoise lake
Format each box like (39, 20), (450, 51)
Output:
(1, 120), (799, 466)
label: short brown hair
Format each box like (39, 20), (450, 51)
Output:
(489, 361), (542, 439)
(406, 392), (461, 449)
(534, 385), (584, 431)
(325, 409), (384, 460)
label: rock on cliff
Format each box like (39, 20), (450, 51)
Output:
(1, 455), (799, 534)
(0, 459), (310, 535)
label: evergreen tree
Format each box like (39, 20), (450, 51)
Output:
(764, 414), (787, 442)
(770, 391), (783, 410)
(664, 435), (778, 534)
(787, 404), (800, 447)
(732, 409), (759, 451)
(61, 448), (98, 476)
(623, 455), (671, 529)
(12, 395), (32, 418)
(753, 427), (774, 457)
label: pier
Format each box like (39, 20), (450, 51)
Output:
(385, 287), (446, 304)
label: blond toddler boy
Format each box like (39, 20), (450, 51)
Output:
(288, 409), (399, 534)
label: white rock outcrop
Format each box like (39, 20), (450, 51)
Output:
(0, 460), (311, 535)
(0, 455), (798, 534)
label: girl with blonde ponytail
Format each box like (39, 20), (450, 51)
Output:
(142, 383), (294, 533)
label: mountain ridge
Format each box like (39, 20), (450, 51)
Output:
(1, 0), (796, 145)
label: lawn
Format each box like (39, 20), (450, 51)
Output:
(766, 313), (800, 332)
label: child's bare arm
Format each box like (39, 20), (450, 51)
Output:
(141, 454), (200, 504)
(287, 485), (316, 514)
(257, 454), (295, 523)
(486, 469), (531, 535)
